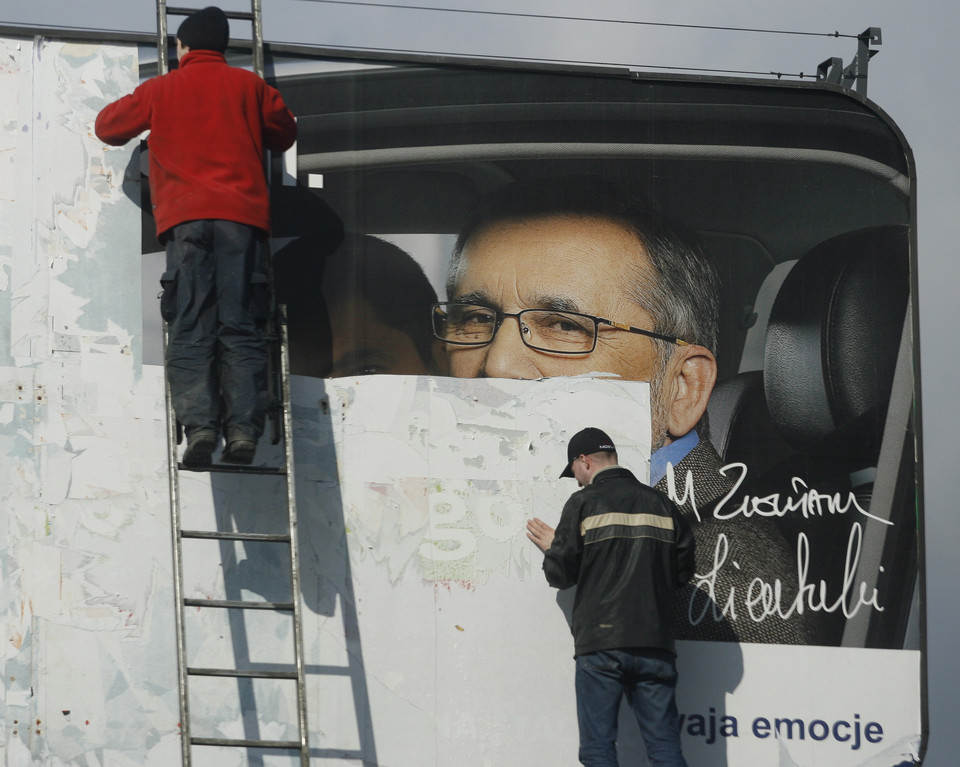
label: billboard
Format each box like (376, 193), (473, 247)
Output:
(147, 47), (923, 765)
(1, 35), (922, 766)
(250, 53), (919, 652)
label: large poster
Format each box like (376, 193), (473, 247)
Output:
(242, 54), (918, 652)
(251, 51), (918, 765)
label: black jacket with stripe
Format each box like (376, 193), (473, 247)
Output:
(543, 465), (696, 656)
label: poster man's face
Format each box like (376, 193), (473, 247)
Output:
(445, 214), (662, 382)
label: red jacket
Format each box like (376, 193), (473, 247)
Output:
(95, 50), (297, 237)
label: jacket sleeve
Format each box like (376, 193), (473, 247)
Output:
(95, 82), (154, 146)
(260, 83), (298, 152)
(542, 494), (584, 590)
(673, 504), (697, 588)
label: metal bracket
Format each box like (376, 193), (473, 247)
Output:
(817, 27), (881, 96)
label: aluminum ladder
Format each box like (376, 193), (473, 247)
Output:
(157, 1), (265, 77)
(157, 3), (310, 765)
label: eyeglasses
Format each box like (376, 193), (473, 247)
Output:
(431, 302), (689, 355)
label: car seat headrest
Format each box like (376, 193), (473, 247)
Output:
(763, 225), (909, 458)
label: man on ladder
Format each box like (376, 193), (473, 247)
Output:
(96, 5), (298, 467)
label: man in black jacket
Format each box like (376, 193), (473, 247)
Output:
(527, 427), (695, 767)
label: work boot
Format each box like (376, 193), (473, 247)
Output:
(222, 437), (257, 465)
(182, 428), (218, 467)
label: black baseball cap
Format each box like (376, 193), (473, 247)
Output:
(560, 427), (617, 478)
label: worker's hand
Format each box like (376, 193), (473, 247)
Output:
(526, 517), (556, 552)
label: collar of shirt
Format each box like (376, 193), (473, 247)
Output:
(588, 464), (622, 485)
(649, 429), (699, 486)
(178, 49), (227, 68)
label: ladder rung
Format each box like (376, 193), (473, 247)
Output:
(191, 736), (302, 750)
(166, 6), (256, 22)
(184, 598), (294, 611)
(178, 462), (286, 476)
(314, 749), (366, 760)
(181, 530), (291, 543)
(188, 666), (298, 680)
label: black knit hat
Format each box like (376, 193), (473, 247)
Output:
(177, 6), (229, 53)
(560, 427), (617, 478)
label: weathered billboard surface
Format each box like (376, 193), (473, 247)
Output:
(2, 35), (921, 766)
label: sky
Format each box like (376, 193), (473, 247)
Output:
(3, 1), (959, 764)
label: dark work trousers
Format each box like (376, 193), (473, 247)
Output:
(575, 648), (687, 767)
(161, 219), (269, 442)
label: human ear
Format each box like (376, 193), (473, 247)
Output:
(663, 344), (717, 440)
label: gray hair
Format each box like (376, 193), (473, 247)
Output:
(448, 177), (719, 442)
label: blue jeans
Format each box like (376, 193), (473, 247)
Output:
(161, 220), (269, 441)
(575, 648), (687, 767)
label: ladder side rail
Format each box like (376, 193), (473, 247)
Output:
(163, 322), (193, 767)
(279, 304), (311, 767)
(156, 0), (170, 75)
(251, 0), (265, 79)
(263, 235), (284, 446)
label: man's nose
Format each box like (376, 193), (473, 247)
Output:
(480, 316), (541, 379)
